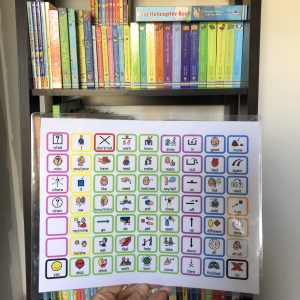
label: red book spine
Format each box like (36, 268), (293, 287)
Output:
(105, 0), (110, 25)
(96, 26), (104, 87)
(90, 0), (95, 24)
(107, 25), (114, 86)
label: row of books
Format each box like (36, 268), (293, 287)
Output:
(90, 0), (128, 25)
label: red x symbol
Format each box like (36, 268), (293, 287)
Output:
(231, 262), (243, 271)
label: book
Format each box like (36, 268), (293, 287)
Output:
(172, 22), (181, 88)
(112, 25), (120, 87)
(101, 25), (110, 86)
(95, 0), (99, 25)
(105, 0), (110, 25)
(163, 23), (172, 86)
(139, 23), (147, 88)
(116, 0), (120, 24)
(190, 22), (200, 87)
(207, 22), (217, 88)
(198, 23), (208, 87)
(233, 22), (244, 87)
(119, 0), (124, 24)
(101, 0), (106, 25)
(112, 0), (117, 24)
(224, 22), (235, 87)
(118, 25), (125, 87)
(123, 24), (131, 86)
(181, 23), (191, 87)
(146, 23), (156, 87)
(95, 26), (104, 87)
(40, 2), (49, 89)
(130, 23), (140, 88)
(68, 8), (79, 89)
(58, 8), (72, 89)
(123, 0), (128, 24)
(109, 0), (113, 25)
(107, 25), (115, 86)
(76, 10), (87, 88)
(92, 26), (99, 88)
(48, 7), (62, 89)
(154, 23), (164, 87)
(90, 0), (95, 24)
(83, 11), (95, 89)
(216, 22), (226, 87)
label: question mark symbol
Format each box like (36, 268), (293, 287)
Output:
(56, 135), (59, 143)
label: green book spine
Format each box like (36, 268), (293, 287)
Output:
(58, 8), (71, 88)
(139, 23), (147, 88)
(224, 22), (235, 87)
(216, 22), (226, 87)
(207, 22), (217, 88)
(198, 23), (208, 87)
(95, 0), (99, 24)
(130, 23), (140, 88)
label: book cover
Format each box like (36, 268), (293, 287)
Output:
(204, 290), (213, 300)
(40, 2), (49, 89)
(95, 0), (99, 25)
(105, 0), (110, 25)
(68, 8), (79, 89)
(182, 288), (188, 300)
(139, 23), (147, 88)
(119, 0), (124, 24)
(101, 0), (106, 25)
(90, 0), (95, 24)
(190, 22), (200, 87)
(109, 0), (113, 25)
(207, 22), (217, 88)
(124, 24), (131, 86)
(123, 0), (128, 24)
(233, 22), (244, 87)
(172, 22), (181, 88)
(146, 23), (156, 87)
(154, 22), (164, 87)
(163, 22), (172, 86)
(130, 23), (140, 88)
(98, 0), (102, 25)
(26, 2), (37, 88)
(95, 26), (105, 87)
(216, 22), (226, 87)
(112, 0), (117, 24)
(48, 8), (62, 89)
(92, 26), (99, 88)
(224, 22), (235, 87)
(181, 22), (191, 87)
(112, 25), (120, 87)
(198, 23), (208, 87)
(118, 25), (125, 87)
(83, 11), (95, 88)
(76, 10), (87, 89)
(101, 25), (110, 86)
(58, 8), (72, 89)
(107, 25), (115, 86)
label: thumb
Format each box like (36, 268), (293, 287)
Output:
(125, 284), (150, 300)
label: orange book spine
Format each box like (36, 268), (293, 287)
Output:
(155, 22), (164, 86)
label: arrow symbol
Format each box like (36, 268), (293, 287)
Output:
(190, 217), (194, 227)
(97, 220), (109, 223)
(190, 238), (193, 248)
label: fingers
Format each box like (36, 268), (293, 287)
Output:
(147, 287), (171, 300)
(92, 285), (125, 300)
(121, 284), (150, 300)
(117, 284), (159, 300)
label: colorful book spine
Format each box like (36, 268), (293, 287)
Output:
(83, 11), (95, 88)
(139, 23), (147, 88)
(92, 26), (99, 88)
(204, 290), (213, 300)
(76, 10), (87, 88)
(40, 3), (49, 89)
(95, 0), (99, 25)
(216, 22), (226, 87)
(107, 25), (115, 86)
(68, 8), (79, 89)
(182, 288), (188, 300)
(198, 23), (208, 87)
(123, 0), (128, 24)
(155, 23), (164, 87)
(112, 0), (117, 24)
(224, 22), (235, 87)
(26, 2), (37, 88)
(119, 0), (124, 24)
(146, 23), (156, 87)
(233, 22), (244, 87)
(116, 0), (120, 24)
(105, 0), (110, 25)
(112, 25), (120, 87)
(48, 8), (62, 89)
(90, 0), (95, 24)
(118, 25), (125, 87)
(101, 25), (110, 86)
(172, 22), (181, 88)
(102, 0), (106, 25)
(207, 22), (217, 88)
(44, 2), (53, 89)
(95, 26), (105, 87)
(190, 23), (200, 87)
(181, 23), (191, 87)
(130, 23), (140, 88)
(109, 0), (113, 25)
(163, 23), (173, 86)
(58, 8), (72, 89)
(124, 24), (131, 86)
(98, 0), (102, 25)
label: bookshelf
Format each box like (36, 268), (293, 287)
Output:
(15, 0), (261, 298)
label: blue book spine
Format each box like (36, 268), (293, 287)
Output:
(112, 25), (120, 87)
(83, 11), (95, 88)
(40, 2), (49, 89)
(172, 22), (181, 88)
(233, 22), (244, 87)
(102, 0), (106, 24)
(190, 23), (200, 87)
(118, 25), (125, 87)
(68, 8), (79, 89)
(181, 22), (191, 87)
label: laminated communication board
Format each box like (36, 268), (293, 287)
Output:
(33, 115), (262, 294)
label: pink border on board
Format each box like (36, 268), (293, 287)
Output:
(46, 216), (68, 236)
(46, 196), (68, 215)
(46, 175), (69, 194)
(46, 154), (69, 173)
(46, 132), (69, 152)
(46, 237), (68, 258)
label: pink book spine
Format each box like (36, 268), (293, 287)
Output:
(96, 26), (104, 87)
(107, 25), (114, 86)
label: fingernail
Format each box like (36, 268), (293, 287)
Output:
(159, 287), (171, 295)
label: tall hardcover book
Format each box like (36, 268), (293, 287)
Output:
(40, 3), (49, 88)
(101, 25), (110, 86)
(233, 22), (244, 87)
(216, 22), (226, 87)
(207, 22), (217, 88)
(105, 0), (110, 25)
(48, 7), (62, 89)
(90, 0), (95, 24)
(139, 23), (147, 88)
(123, 0), (128, 24)
(198, 23), (208, 87)
(102, 0), (106, 25)
(130, 23), (140, 88)
(224, 22), (235, 87)
(112, 25), (120, 87)
(124, 24), (131, 86)
(92, 26), (99, 88)
(172, 22), (181, 88)
(190, 22), (200, 87)
(107, 25), (115, 86)
(95, 0), (99, 25)
(181, 23), (191, 87)
(95, 26), (105, 87)
(109, 0), (113, 25)
(112, 0), (117, 24)
(76, 10), (87, 88)
(58, 8), (72, 89)
(83, 11), (95, 89)
(119, 0), (124, 24)
(146, 23), (156, 87)
(155, 22), (164, 87)
(163, 23), (173, 86)
(68, 8), (79, 89)
(116, 0), (120, 24)
(98, 0), (102, 25)
(118, 25), (125, 87)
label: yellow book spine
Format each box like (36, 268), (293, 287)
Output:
(101, 25), (110, 87)
(146, 23), (156, 87)
(130, 23), (140, 88)
(124, 24), (131, 86)
(119, 0), (124, 24)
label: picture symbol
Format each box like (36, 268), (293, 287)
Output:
(231, 262), (243, 271)
(163, 237), (174, 246)
(208, 261), (220, 269)
(188, 138), (197, 146)
(53, 134), (63, 145)
(99, 136), (111, 145)
(145, 136), (153, 146)
(52, 197), (63, 208)
(232, 159), (243, 167)
(142, 236), (153, 246)
(51, 176), (64, 187)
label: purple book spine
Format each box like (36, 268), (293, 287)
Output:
(181, 23), (191, 87)
(163, 23), (173, 85)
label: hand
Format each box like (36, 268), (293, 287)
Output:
(92, 284), (171, 300)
